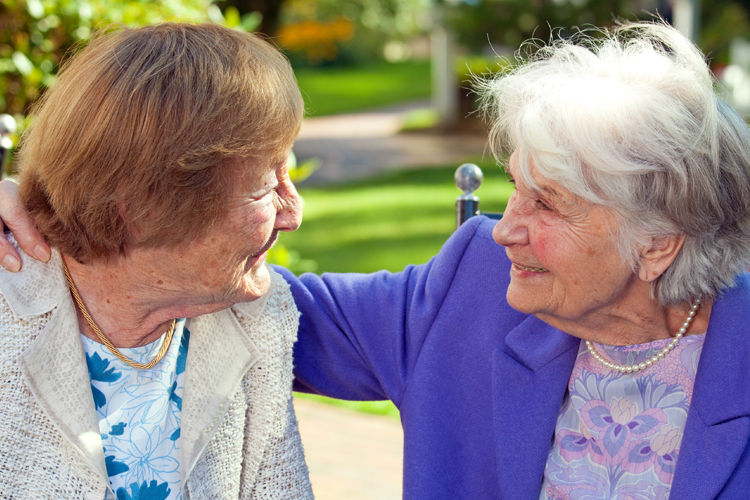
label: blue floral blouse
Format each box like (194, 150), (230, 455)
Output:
(540, 333), (706, 500)
(82, 319), (189, 500)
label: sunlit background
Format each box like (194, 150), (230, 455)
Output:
(2, 1), (748, 498)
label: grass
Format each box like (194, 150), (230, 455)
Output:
(293, 392), (403, 419)
(294, 60), (431, 117)
(285, 160), (513, 419)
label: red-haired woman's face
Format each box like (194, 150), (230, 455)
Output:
(143, 156), (302, 309)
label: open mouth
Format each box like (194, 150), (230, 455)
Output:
(513, 263), (548, 273)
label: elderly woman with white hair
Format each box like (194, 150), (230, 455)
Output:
(2, 22), (750, 499)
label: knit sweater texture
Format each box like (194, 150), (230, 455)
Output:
(0, 246), (313, 500)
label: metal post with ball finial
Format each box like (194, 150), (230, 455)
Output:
(454, 163), (503, 229)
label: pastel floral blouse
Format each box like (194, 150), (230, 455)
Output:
(82, 318), (189, 500)
(540, 333), (706, 500)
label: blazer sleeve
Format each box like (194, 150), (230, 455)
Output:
(274, 216), (491, 408)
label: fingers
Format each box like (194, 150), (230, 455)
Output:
(0, 179), (50, 271)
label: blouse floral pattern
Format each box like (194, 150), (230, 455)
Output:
(540, 333), (706, 500)
(82, 319), (189, 500)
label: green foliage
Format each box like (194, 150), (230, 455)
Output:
(219, 5), (262, 32)
(280, 0), (431, 65)
(294, 60), (431, 116)
(701, 2), (750, 66)
(0, 0), (213, 116)
(457, 55), (510, 80)
(446, 0), (645, 54)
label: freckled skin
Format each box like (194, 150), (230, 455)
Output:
(148, 158), (302, 306)
(63, 156), (302, 348)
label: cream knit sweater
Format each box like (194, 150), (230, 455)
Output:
(0, 248), (313, 499)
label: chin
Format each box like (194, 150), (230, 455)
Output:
(235, 265), (271, 302)
(505, 286), (538, 315)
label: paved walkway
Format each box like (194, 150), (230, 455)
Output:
(293, 101), (488, 185)
(294, 399), (403, 500)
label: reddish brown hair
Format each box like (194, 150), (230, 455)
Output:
(18, 23), (304, 262)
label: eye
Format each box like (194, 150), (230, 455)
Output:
(536, 199), (553, 211)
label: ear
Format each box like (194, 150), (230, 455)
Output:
(117, 201), (141, 241)
(637, 234), (686, 282)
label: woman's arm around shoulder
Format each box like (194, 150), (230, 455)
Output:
(274, 216), (503, 406)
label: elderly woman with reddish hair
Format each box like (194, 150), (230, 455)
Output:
(0, 24), (311, 499)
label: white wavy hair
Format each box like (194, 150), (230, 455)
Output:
(478, 21), (750, 305)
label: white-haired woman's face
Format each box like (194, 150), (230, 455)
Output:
(492, 151), (638, 330)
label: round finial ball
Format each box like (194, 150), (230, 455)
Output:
(0, 114), (16, 136)
(455, 163), (483, 194)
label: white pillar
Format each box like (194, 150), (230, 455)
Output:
(671, 0), (701, 42)
(431, 6), (458, 130)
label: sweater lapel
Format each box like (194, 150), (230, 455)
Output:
(671, 275), (750, 499)
(180, 301), (262, 487)
(10, 249), (109, 486)
(492, 316), (579, 499)
(18, 294), (109, 485)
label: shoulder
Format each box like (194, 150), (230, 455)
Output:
(417, 216), (510, 302)
(231, 266), (300, 355)
(0, 240), (67, 319)
(434, 215), (507, 269)
(0, 248), (65, 361)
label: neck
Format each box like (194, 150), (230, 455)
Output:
(538, 283), (713, 346)
(63, 254), (231, 348)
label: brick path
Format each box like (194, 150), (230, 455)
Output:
(294, 398), (403, 500)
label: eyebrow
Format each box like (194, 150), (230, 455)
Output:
(538, 183), (563, 199)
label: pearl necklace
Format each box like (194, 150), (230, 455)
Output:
(585, 298), (701, 374)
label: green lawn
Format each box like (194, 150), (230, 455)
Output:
(285, 160), (513, 418)
(294, 60), (431, 117)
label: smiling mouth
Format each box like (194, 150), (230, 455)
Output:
(251, 231), (279, 259)
(513, 263), (548, 273)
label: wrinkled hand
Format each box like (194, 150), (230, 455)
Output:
(0, 179), (50, 271)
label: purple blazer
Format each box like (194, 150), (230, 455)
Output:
(277, 216), (750, 499)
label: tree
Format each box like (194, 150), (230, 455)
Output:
(215, 0), (285, 36)
(446, 0), (654, 55)
(0, 0), (213, 116)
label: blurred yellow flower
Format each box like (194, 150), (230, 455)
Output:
(278, 18), (354, 63)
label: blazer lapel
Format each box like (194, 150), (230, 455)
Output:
(18, 295), (109, 485)
(671, 275), (750, 499)
(180, 304), (262, 488)
(492, 316), (579, 500)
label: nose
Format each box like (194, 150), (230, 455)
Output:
(274, 174), (302, 232)
(492, 190), (529, 247)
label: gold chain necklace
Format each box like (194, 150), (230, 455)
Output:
(62, 259), (176, 370)
(585, 298), (701, 374)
